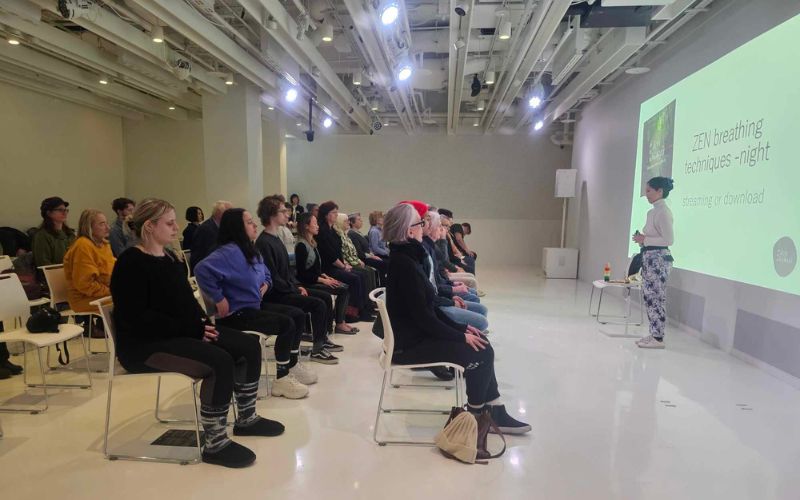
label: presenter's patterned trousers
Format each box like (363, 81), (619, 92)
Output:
(642, 249), (673, 340)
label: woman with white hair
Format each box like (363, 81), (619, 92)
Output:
(382, 203), (530, 434)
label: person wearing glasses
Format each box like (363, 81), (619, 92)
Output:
(32, 196), (76, 267)
(381, 202), (530, 434)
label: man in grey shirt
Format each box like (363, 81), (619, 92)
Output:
(108, 197), (136, 257)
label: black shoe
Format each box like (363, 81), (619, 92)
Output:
(300, 333), (314, 343)
(489, 404), (531, 435)
(334, 326), (358, 334)
(428, 366), (455, 381)
(0, 366), (10, 380)
(1, 360), (23, 375)
(323, 340), (343, 352)
(233, 416), (285, 437)
(202, 441), (256, 468)
(309, 350), (339, 365)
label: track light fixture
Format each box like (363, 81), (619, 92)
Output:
(151, 25), (164, 43)
(485, 71), (496, 85)
(381, 3), (399, 26)
(285, 87), (298, 103)
(498, 21), (512, 40)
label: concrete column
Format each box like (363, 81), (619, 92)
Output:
(262, 117), (287, 197)
(202, 82), (263, 211)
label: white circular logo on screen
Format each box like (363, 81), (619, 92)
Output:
(773, 237), (797, 277)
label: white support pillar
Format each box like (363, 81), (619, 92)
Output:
(202, 82), (264, 211)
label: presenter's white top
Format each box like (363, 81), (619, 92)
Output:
(642, 199), (674, 247)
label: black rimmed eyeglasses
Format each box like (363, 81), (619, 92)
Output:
(410, 220), (426, 228)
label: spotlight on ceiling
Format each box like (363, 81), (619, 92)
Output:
(225, 73), (235, 85)
(397, 64), (413, 82)
(476, 100), (485, 111)
(498, 21), (512, 40)
(267, 106), (274, 110)
(454, 4), (469, 16)
(528, 81), (544, 108)
(534, 120), (544, 131)
(285, 87), (298, 102)
(370, 99), (380, 111)
(168, 105), (176, 111)
(320, 22), (334, 43)
(528, 96), (541, 109)
(472, 118), (480, 127)
(454, 37), (466, 50)
(151, 25), (164, 43)
(485, 71), (496, 85)
(381, 3), (399, 26)
(98, 74), (110, 85)
(353, 70), (362, 86)
(323, 117), (333, 128)
(7, 36), (21, 46)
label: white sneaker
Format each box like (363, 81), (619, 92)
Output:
(290, 362), (318, 385)
(271, 374), (309, 399)
(636, 335), (665, 349)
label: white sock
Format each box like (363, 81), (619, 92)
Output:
(487, 398), (502, 406)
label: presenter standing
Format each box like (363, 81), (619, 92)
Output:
(632, 177), (675, 349)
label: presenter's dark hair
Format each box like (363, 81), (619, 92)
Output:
(647, 177), (675, 198)
(185, 206), (203, 223)
(217, 208), (260, 264)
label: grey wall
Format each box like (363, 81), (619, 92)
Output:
(568, 0), (800, 382)
(287, 134), (572, 266)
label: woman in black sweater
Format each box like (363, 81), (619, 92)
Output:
(382, 202), (530, 434)
(316, 201), (372, 321)
(110, 198), (284, 468)
(294, 213), (357, 333)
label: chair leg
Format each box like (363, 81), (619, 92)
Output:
(373, 371), (388, 445)
(191, 381), (203, 464)
(589, 286), (596, 316)
(103, 378), (113, 458)
(36, 347), (49, 414)
(79, 334), (94, 388)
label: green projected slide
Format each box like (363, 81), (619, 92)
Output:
(629, 12), (800, 295)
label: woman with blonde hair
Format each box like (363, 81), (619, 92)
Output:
(111, 198), (283, 468)
(63, 209), (115, 315)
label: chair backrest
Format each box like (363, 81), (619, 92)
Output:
(368, 287), (393, 370)
(0, 255), (12, 272)
(91, 297), (118, 375)
(39, 264), (69, 308)
(0, 274), (32, 328)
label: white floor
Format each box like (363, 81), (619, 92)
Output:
(2, 267), (800, 499)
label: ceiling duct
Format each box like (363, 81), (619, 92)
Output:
(550, 22), (591, 86)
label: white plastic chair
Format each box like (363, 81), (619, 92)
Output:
(38, 264), (107, 356)
(0, 255), (12, 272)
(91, 297), (202, 465)
(368, 287), (465, 446)
(0, 274), (92, 414)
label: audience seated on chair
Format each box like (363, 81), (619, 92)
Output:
(182, 206), (204, 250)
(336, 212), (378, 294)
(316, 201), (374, 322)
(63, 209), (116, 321)
(294, 213), (358, 333)
(367, 211), (390, 258)
(288, 193), (304, 230)
(193, 208), (313, 398)
(189, 200), (231, 271)
(438, 209), (475, 275)
(347, 212), (388, 282)
(110, 198), (285, 468)
(32, 196), (75, 268)
(108, 198), (137, 257)
(381, 202), (530, 435)
(255, 195), (342, 365)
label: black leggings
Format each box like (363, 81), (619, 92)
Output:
(307, 283), (350, 324)
(120, 326), (261, 407)
(217, 307), (298, 364)
(267, 290), (331, 349)
(365, 257), (388, 284)
(328, 268), (366, 311)
(393, 339), (500, 406)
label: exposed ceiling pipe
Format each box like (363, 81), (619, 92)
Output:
(482, 0), (568, 132)
(126, 0), (278, 90)
(541, 26), (646, 124)
(446, 0), (475, 135)
(238, 0), (372, 133)
(0, 65), (145, 119)
(0, 11), (198, 108)
(29, 0), (227, 95)
(0, 41), (187, 118)
(341, 0), (416, 133)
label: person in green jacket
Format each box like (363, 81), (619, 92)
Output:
(32, 197), (76, 268)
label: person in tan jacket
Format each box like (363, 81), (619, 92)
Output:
(63, 209), (115, 314)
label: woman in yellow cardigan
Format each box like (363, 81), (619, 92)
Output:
(63, 209), (116, 315)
